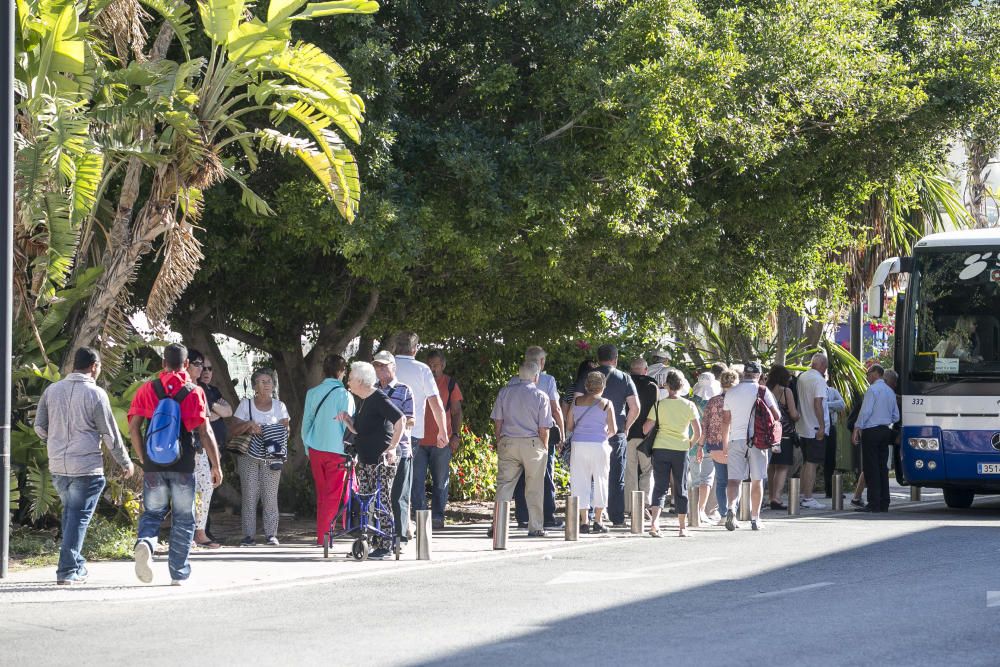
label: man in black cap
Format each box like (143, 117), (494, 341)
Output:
(720, 361), (780, 531)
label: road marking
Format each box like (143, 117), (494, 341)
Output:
(988, 592), (1000, 608)
(546, 557), (726, 586)
(751, 582), (834, 599)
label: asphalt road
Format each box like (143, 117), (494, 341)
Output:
(3, 498), (1000, 666)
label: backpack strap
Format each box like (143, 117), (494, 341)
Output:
(444, 376), (458, 412)
(173, 382), (196, 404)
(152, 378), (167, 400)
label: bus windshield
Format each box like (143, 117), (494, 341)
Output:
(910, 248), (1000, 380)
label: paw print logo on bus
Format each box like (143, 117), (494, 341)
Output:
(958, 251), (1000, 280)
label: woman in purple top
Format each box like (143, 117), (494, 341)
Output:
(563, 371), (617, 533)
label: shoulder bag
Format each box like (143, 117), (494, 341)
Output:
(637, 400), (659, 458)
(558, 399), (600, 468)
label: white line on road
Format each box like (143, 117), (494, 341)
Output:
(751, 582), (834, 599)
(546, 557), (726, 586)
(988, 592), (1000, 608)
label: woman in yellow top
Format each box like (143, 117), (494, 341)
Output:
(642, 370), (702, 537)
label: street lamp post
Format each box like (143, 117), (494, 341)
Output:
(2, 0), (16, 578)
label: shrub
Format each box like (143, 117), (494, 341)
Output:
(449, 426), (498, 501)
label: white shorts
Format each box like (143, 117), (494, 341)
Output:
(726, 439), (769, 481)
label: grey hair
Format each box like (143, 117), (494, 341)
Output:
(518, 360), (540, 381)
(251, 368), (278, 397)
(392, 331), (420, 356)
(811, 353), (829, 369)
(350, 361), (378, 388)
(630, 357), (648, 371)
(525, 346), (546, 364)
(884, 369), (899, 385)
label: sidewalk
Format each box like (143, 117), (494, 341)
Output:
(0, 481), (944, 604)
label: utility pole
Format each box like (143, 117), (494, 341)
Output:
(2, 0), (15, 578)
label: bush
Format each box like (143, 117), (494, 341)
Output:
(449, 426), (498, 500)
(9, 514), (136, 567)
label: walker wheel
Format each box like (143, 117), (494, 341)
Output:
(323, 533), (330, 559)
(351, 538), (369, 562)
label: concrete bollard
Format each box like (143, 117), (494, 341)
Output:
(492, 500), (510, 550)
(565, 496), (579, 541)
(630, 491), (645, 534)
(738, 481), (751, 521)
(788, 478), (800, 516)
(689, 485), (700, 527)
(910, 486), (921, 502)
(832, 473), (844, 511)
(415, 510), (432, 560)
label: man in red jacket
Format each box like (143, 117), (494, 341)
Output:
(128, 343), (222, 585)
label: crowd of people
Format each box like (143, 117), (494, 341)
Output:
(33, 334), (900, 585)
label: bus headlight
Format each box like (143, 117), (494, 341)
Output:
(927, 460), (937, 470)
(909, 438), (940, 451)
(915, 459), (925, 469)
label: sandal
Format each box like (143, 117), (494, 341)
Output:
(194, 540), (221, 549)
(648, 529), (661, 538)
(678, 530), (690, 538)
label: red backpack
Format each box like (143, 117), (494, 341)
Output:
(750, 386), (782, 449)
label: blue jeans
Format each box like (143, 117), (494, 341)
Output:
(392, 455), (413, 541)
(606, 433), (627, 524)
(137, 472), (196, 581)
(52, 474), (105, 581)
(411, 442), (451, 523)
(713, 461), (729, 513)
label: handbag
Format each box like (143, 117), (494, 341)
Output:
(227, 432), (252, 456)
(637, 400), (660, 457)
(559, 399), (600, 468)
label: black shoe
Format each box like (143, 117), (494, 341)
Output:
(850, 498), (865, 508)
(527, 530), (547, 537)
(368, 548), (391, 560)
(854, 506), (875, 513)
(611, 522), (626, 528)
(769, 500), (787, 511)
(725, 510), (737, 531)
(579, 523), (591, 534)
(544, 519), (565, 529)
(517, 522), (528, 529)
(592, 522), (609, 534)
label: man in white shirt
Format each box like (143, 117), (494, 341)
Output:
(721, 361), (779, 530)
(390, 332), (449, 528)
(794, 353), (829, 509)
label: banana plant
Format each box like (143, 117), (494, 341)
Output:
(69, 0), (380, 364)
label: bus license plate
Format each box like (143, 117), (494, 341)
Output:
(978, 463), (1000, 475)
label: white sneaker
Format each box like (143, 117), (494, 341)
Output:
(708, 511), (722, 523)
(133, 541), (153, 584)
(800, 497), (825, 510)
(698, 512), (711, 525)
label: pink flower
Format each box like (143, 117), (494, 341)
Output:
(575, 340), (591, 351)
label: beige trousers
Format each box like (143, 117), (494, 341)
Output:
(495, 436), (547, 532)
(625, 437), (653, 508)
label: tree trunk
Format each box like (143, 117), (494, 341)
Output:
(965, 133), (994, 229)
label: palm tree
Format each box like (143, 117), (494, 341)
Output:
(67, 0), (378, 367)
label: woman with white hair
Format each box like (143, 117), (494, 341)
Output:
(337, 361), (405, 561)
(690, 371), (723, 523)
(233, 368), (290, 547)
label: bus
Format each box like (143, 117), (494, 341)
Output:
(868, 228), (1000, 508)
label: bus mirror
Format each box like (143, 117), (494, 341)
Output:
(867, 285), (884, 318)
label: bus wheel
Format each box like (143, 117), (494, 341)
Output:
(943, 488), (975, 509)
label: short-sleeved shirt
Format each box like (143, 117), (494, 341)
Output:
(724, 380), (779, 441)
(394, 355), (440, 439)
(353, 390), (405, 465)
(380, 381), (414, 457)
(234, 398), (291, 461)
(128, 371), (208, 474)
(574, 365), (637, 435)
(491, 379), (554, 438)
(628, 374), (659, 440)
(648, 397), (700, 451)
(200, 382), (227, 447)
(794, 369), (828, 439)
(421, 374), (463, 444)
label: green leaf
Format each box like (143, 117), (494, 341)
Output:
(198, 0), (246, 45)
(293, 0), (379, 20)
(27, 463), (60, 521)
(138, 0), (195, 57)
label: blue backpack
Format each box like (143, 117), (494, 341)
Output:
(145, 378), (195, 466)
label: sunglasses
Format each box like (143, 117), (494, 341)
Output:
(203, 366), (213, 371)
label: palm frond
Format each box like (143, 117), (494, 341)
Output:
(146, 222), (204, 326)
(138, 0), (195, 57)
(27, 463), (60, 521)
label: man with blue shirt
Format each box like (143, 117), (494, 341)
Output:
(852, 365), (900, 513)
(374, 350), (416, 547)
(302, 355), (355, 545)
(574, 344), (640, 527)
